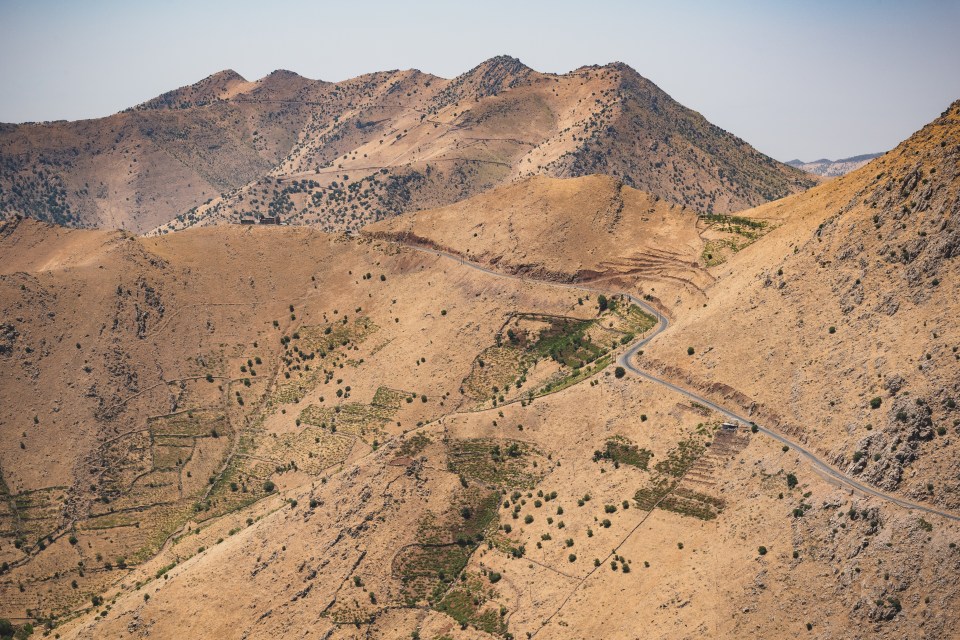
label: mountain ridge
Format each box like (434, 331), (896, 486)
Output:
(0, 55), (816, 233)
(787, 151), (886, 177)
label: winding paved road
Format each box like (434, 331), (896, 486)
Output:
(394, 240), (960, 523)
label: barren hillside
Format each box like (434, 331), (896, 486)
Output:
(366, 174), (729, 316)
(1, 58), (958, 638)
(643, 100), (960, 510)
(1, 98), (959, 636)
(0, 57), (816, 234)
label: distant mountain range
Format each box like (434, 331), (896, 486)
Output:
(0, 55), (817, 233)
(786, 152), (885, 177)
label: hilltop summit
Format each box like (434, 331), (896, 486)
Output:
(1, 57), (816, 233)
(135, 69), (250, 111)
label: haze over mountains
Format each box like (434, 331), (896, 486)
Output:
(787, 152), (886, 177)
(0, 56), (817, 234)
(1, 53), (959, 640)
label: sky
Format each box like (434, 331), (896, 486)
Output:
(1, 0), (958, 161)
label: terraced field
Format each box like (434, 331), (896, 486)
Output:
(462, 301), (656, 407)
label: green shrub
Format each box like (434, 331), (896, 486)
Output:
(870, 397), (882, 409)
(758, 546), (768, 555)
(614, 366), (626, 379)
(687, 347), (695, 356)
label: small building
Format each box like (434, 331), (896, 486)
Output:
(239, 215), (256, 225)
(260, 215), (281, 225)
(721, 421), (740, 431)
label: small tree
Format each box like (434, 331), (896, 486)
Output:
(614, 366), (626, 378)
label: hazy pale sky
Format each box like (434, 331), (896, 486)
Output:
(1, 0), (958, 161)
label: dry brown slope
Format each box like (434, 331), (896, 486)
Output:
(645, 99), (960, 509)
(0, 69), (393, 232)
(2, 56), (816, 234)
(59, 363), (960, 640)
(53, 244), (960, 640)
(366, 173), (719, 315)
(0, 215), (600, 625)
(166, 57), (816, 234)
(3, 213), (959, 639)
